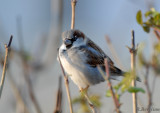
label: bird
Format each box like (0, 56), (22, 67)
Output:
(58, 29), (139, 91)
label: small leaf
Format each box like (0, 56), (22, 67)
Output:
(145, 11), (153, 17)
(154, 14), (160, 26)
(128, 87), (145, 93)
(142, 25), (150, 33)
(154, 42), (160, 52)
(90, 95), (101, 107)
(114, 85), (121, 91)
(150, 8), (156, 12)
(136, 10), (143, 25)
(106, 90), (112, 97)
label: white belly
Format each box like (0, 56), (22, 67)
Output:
(60, 55), (90, 89)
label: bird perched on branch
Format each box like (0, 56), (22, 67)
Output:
(58, 29), (139, 91)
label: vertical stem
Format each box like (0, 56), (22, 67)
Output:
(54, 76), (62, 113)
(0, 35), (13, 98)
(58, 55), (73, 113)
(0, 45), (9, 98)
(131, 30), (137, 113)
(144, 66), (152, 113)
(104, 59), (121, 113)
(71, 0), (77, 29)
(84, 92), (97, 113)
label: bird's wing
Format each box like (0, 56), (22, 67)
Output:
(79, 38), (123, 75)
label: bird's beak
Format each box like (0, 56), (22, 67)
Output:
(64, 39), (72, 46)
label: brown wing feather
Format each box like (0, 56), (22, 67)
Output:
(86, 38), (114, 66)
(81, 38), (123, 76)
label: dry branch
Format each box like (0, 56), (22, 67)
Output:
(144, 66), (152, 113)
(104, 59), (121, 113)
(83, 92), (97, 113)
(54, 76), (62, 113)
(127, 30), (137, 113)
(153, 28), (160, 40)
(58, 55), (73, 113)
(71, 0), (77, 29)
(0, 35), (13, 98)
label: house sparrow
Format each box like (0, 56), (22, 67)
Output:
(58, 29), (135, 90)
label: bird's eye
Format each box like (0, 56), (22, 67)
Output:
(72, 35), (78, 41)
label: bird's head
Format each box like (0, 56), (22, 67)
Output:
(62, 29), (85, 49)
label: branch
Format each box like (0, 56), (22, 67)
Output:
(0, 35), (13, 98)
(54, 76), (62, 113)
(58, 55), (73, 113)
(153, 28), (160, 40)
(144, 66), (152, 113)
(83, 92), (97, 113)
(71, 0), (77, 29)
(104, 59), (121, 113)
(127, 30), (137, 113)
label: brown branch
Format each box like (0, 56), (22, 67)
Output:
(83, 92), (97, 113)
(144, 66), (152, 113)
(127, 30), (137, 113)
(54, 76), (62, 113)
(0, 35), (13, 98)
(104, 59), (121, 113)
(58, 55), (73, 113)
(71, 0), (77, 29)
(153, 28), (160, 40)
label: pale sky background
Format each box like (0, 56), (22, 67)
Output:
(0, 0), (160, 113)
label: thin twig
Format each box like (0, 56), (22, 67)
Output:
(58, 55), (73, 113)
(128, 30), (137, 113)
(0, 35), (13, 98)
(83, 92), (97, 113)
(144, 66), (152, 113)
(71, 0), (77, 29)
(153, 28), (160, 40)
(54, 76), (62, 113)
(104, 59), (121, 113)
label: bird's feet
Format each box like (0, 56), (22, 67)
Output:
(79, 85), (89, 94)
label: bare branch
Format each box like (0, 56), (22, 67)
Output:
(153, 28), (160, 40)
(144, 66), (152, 113)
(83, 92), (97, 113)
(54, 76), (62, 113)
(127, 30), (137, 113)
(58, 55), (73, 113)
(71, 0), (77, 29)
(104, 59), (121, 113)
(0, 35), (13, 98)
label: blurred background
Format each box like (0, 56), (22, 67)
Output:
(0, 0), (160, 113)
